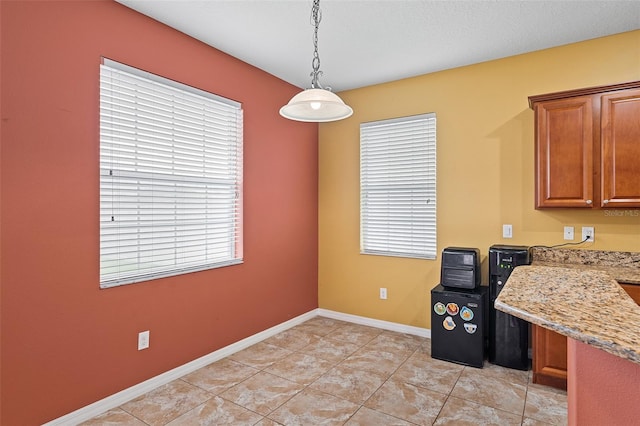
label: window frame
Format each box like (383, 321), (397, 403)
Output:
(360, 113), (437, 260)
(99, 59), (243, 288)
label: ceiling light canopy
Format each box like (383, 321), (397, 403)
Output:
(280, 0), (352, 122)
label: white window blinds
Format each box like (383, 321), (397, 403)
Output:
(99, 59), (243, 288)
(360, 113), (437, 259)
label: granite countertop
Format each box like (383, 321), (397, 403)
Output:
(528, 262), (640, 285)
(494, 248), (640, 364)
(530, 247), (640, 284)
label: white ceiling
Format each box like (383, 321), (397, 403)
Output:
(115, 0), (640, 92)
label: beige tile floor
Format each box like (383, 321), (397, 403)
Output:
(82, 316), (567, 425)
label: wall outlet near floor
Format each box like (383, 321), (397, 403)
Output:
(138, 330), (150, 350)
(582, 226), (595, 243)
(502, 224), (513, 239)
(563, 226), (575, 241)
(379, 288), (387, 300)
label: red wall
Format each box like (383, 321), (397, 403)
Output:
(0, 1), (318, 424)
(567, 339), (640, 425)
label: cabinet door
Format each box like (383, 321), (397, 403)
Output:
(532, 325), (567, 390)
(535, 97), (594, 208)
(601, 89), (640, 208)
(620, 283), (640, 305)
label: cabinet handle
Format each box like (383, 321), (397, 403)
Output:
(586, 199), (592, 205)
(603, 199), (609, 204)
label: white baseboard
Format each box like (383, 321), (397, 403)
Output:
(318, 308), (431, 338)
(45, 308), (430, 425)
(44, 309), (318, 426)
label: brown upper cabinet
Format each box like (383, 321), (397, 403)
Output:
(529, 81), (640, 209)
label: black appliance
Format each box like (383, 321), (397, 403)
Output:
(431, 284), (487, 368)
(440, 247), (481, 289)
(488, 245), (531, 370)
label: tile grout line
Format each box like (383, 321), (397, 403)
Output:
(303, 323), (384, 423)
(520, 379), (530, 426)
(359, 343), (426, 425)
(89, 317), (566, 425)
(292, 322), (401, 424)
(431, 363), (465, 423)
(261, 321), (376, 424)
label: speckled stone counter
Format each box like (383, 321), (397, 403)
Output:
(531, 247), (640, 284)
(495, 264), (640, 364)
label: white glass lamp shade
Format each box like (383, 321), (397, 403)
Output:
(280, 88), (353, 122)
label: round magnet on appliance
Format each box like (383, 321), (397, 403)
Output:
(460, 306), (474, 321)
(464, 323), (477, 334)
(446, 303), (459, 316)
(443, 316), (456, 330)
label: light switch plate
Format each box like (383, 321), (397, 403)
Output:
(563, 226), (574, 240)
(502, 224), (513, 239)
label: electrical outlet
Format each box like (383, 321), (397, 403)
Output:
(582, 226), (595, 243)
(563, 226), (574, 241)
(502, 224), (513, 239)
(379, 288), (387, 300)
(138, 330), (150, 350)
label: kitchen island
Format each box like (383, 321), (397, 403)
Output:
(495, 261), (640, 426)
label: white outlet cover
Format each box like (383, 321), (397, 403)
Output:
(138, 330), (150, 350)
(380, 288), (387, 300)
(581, 226), (595, 242)
(502, 224), (513, 239)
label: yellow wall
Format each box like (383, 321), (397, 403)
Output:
(318, 30), (640, 329)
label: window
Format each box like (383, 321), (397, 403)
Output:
(360, 113), (436, 259)
(99, 59), (243, 288)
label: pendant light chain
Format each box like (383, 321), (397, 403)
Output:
(279, 0), (352, 122)
(310, 0), (325, 89)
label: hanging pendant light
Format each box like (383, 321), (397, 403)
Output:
(280, 0), (353, 122)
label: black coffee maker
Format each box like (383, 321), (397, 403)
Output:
(488, 245), (531, 370)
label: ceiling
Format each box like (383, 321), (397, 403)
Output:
(115, 0), (640, 92)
